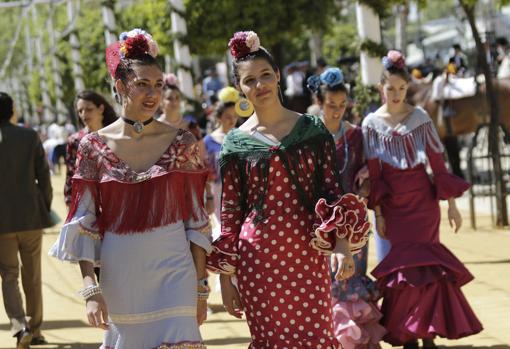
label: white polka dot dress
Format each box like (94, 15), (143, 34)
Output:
(208, 141), (342, 348)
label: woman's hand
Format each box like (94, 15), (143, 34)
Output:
(331, 251), (355, 281)
(448, 200), (462, 233)
(219, 274), (243, 319)
(375, 215), (387, 239)
(85, 294), (109, 330)
(196, 298), (208, 326)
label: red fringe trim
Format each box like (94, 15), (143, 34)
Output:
(67, 170), (208, 236)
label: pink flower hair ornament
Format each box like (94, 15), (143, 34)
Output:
(105, 28), (159, 78)
(163, 73), (179, 88)
(228, 31), (261, 60)
(382, 50), (406, 70)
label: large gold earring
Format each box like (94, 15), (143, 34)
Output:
(235, 98), (254, 118)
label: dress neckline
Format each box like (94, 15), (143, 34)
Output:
(91, 129), (183, 175)
(234, 114), (305, 147)
(374, 108), (415, 130)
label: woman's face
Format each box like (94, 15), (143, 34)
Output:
(161, 88), (181, 115)
(320, 90), (348, 124)
(237, 58), (279, 108)
(218, 106), (238, 132)
(76, 99), (104, 128)
(117, 64), (164, 119)
(380, 73), (408, 108)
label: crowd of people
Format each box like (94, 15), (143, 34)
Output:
(0, 28), (484, 349)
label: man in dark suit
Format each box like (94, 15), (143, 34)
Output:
(0, 92), (53, 348)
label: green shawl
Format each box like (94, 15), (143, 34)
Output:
(219, 114), (340, 223)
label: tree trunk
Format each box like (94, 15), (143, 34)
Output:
(170, 0), (195, 100)
(356, 2), (383, 86)
(460, 1), (508, 226)
(395, 1), (409, 55)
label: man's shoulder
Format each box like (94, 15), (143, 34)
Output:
(2, 124), (38, 141)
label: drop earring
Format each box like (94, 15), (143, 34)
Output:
(278, 82), (284, 103)
(235, 97), (254, 118)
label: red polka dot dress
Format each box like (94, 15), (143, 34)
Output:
(207, 115), (370, 348)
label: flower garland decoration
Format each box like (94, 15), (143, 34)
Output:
(228, 31), (260, 60)
(306, 67), (344, 93)
(382, 50), (406, 70)
(359, 39), (387, 58)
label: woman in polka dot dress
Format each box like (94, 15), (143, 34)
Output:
(207, 31), (370, 349)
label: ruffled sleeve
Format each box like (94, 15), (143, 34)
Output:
(182, 138), (213, 253)
(310, 137), (370, 254)
(206, 159), (243, 275)
(50, 136), (102, 265)
(427, 149), (470, 200)
(366, 158), (391, 209)
(311, 194), (371, 255)
(49, 187), (101, 266)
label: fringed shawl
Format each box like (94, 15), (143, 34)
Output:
(219, 114), (340, 223)
(362, 107), (444, 169)
(66, 130), (209, 236)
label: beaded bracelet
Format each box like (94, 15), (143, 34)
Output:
(197, 291), (209, 301)
(78, 285), (102, 300)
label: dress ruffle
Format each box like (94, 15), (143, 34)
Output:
(373, 242), (482, 345)
(206, 234), (239, 274)
(332, 298), (386, 349)
(332, 274), (380, 303)
(380, 279), (483, 345)
(311, 193), (371, 254)
(372, 242), (473, 288)
(434, 172), (470, 200)
(49, 214), (101, 266)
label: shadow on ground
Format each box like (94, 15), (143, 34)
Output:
(438, 344), (510, 349)
(464, 259), (510, 265)
(204, 337), (251, 346)
(0, 319), (89, 331)
(0, 344), (99, 349)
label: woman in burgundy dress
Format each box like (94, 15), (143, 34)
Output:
(364, 51), (482, 348)
(308, 67), (385, 349)
(64, 91), (117, 207)
(206, 31), (370, 348)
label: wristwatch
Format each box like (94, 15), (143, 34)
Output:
(198, 278), (209, 288)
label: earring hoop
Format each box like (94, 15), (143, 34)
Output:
(235, 97), (254, 118)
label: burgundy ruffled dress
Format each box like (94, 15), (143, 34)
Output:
(331, 126), (386, 349)
(362, 107), (482, 345)
(207, 115), (370, 348)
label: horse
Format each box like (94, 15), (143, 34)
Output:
(407, 78), (510, 177)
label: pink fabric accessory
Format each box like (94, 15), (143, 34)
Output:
(228, 31), (260, 59)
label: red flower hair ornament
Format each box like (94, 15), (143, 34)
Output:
(228, 31), (261, 60)
(105, 28), (159, 78)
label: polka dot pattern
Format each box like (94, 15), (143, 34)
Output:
(207, 139), (343, 347)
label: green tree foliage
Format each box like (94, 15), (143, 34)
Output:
(183, 0), (338, 64)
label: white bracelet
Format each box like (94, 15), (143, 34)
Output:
(78, 285), (102, 300)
